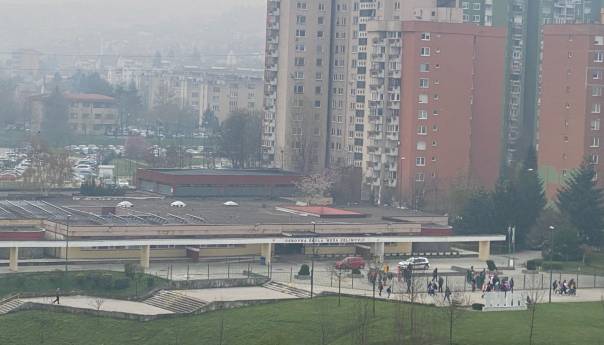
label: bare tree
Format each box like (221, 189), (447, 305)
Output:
(435, 290), (471, 345)
(526, 274), (545, 345)
(295, 171), (334, 205)
(351, 299), (371, 345)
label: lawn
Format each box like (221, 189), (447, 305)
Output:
(109, 158), (148, 178)
(0, 270), (167, 300)
(0, 297), (602, 345)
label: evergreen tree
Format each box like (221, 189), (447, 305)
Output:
(453, 189), (499, 235)
(41, 87), (69, 146)
(556, 161), (604, 245)
(513, 147), (546, 246)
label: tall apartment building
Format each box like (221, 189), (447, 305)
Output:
(364, 21), (506, 207)
(538, 24), (604, 198)
(263, 0), (333, 173)
(263, 0), (464, 175)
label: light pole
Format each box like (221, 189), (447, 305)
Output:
(399, 157), (405, 206)
(548, 225), (555, 303)
(65, 215), (71, 272)
(310, 221), (316, 299)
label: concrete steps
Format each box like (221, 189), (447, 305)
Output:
(0, 299), (23, 315)
(143, 290), (206, 314)
(263, 281), (311, 298)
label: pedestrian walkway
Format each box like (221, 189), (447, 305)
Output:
(20, 295), (173, 315)
(143, 290), (207, 313)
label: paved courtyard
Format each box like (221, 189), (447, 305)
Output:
(21, 295), (173, 315)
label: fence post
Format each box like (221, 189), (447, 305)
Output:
(352, 272), (354, 289)
(576, 271), (579, 288)
(290, 266), (293, 283)
(331, 270), (333, 287)
(227, 263), (230, 279)
(594, 273), (597, 288)
(541, 274), (544, 289)
(247, 263), (251, 278)
(186, 264), (190, 281)
(170, 264), (173, 281)
(207, 263), (210, 280)
(523, 274), (526, 290)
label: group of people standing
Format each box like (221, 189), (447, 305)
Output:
(553, 279), (577, 295)
(428, 268), (452, 302)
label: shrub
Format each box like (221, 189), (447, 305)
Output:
(88, 272), (102, 286)
(146, 277), (156, 288)
(471, 303), (484, 311)
(298, 264), (310, 276)
(541, 262), (563, 271)
(351, 268), (361, 275)
(486, 260), (497, 272)
(99, 274), (113, 290)
(526, 259), (543, 271)
(75, 273), (87, 287)
(113, 278), (131, 290)
(124, 263), (139, 280)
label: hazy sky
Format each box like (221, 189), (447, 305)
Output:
(0, 0), (267, 56)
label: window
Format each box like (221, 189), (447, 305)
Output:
(296, 15), (306, 24)
(318, 2), (325, 11)
(314, 100), (321, 108)
(418, 110), (428, 119)
(596, 51), (604, 63)
(420, 63), (430, 72)
(415, 157), (426, 166)
(432, 140), (438, 147)
(316, 58), (323, 66)
(420, 47), (430, 56)
(592, 119), (601, 130)
(419, 78), (429, 88)
(418, 94), (428, 103)
(462, 1), (469, 9)
(318, 16), (324, 25)
(593, 103), (601, 114)
(295, 57), (305, 66)
(463, 14), (470, 22)
(592, 137), (600, 147)
(593, 70), (602, 79)
(416, 141), (426, 150)
(415, 172), (425, 182)
(593, 86), (602, 96)
(433, 110), (440, 116)
(473, 2), (481, 10)
(294, 85), (304, 94)
(595, 36), (604, 45)
(317, 31), (324, 38)
(431, 156), (437, 162)
(294, 71), (304, 79)
(295, 43), (306, 52)
(421, 32), (431, 41)
(417, 125), (427, 135)
(591, 154), (600, 164)
(295, 29), (306, 37)
(473, 15), (481, 22)
(296, 1), (307, 9)
(432, 125), (438, 132)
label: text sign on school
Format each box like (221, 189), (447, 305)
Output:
(282, 237), (367, 244)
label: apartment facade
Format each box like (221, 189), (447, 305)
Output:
(364, 21), (505, 208)
(538, 24), (604, 198)
(31, 93), (118, 136)
(263, 0), (465, 175)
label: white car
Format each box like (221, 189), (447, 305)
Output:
(398, 257), (430, 270)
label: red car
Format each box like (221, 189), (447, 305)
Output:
(335, 256), (366, 270)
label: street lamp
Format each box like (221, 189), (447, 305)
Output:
(548, 225), (555, 303)
(399, 157), (405, 206)
(310, 221), (316, 299)
(65, 214), (71, 272)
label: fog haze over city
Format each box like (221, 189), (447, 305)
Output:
(0, 0), (266, 66)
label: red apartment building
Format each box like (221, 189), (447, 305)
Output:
(538, 24), (604, 198)
(396, 21), (506, 208)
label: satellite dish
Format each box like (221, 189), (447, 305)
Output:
(171, 201), (186, 208)
(117, 201), (133, 208)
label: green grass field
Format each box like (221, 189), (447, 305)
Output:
(0, 297), (602, 345)
(0, 270), (167, 299)
(109, 158), (148, 178)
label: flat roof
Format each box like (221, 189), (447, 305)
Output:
(0, 198), (444, 227)
(141, 168), (300, 177)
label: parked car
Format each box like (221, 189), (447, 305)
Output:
(398, 257), (430, 270)
(335, 256), (366, 270)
